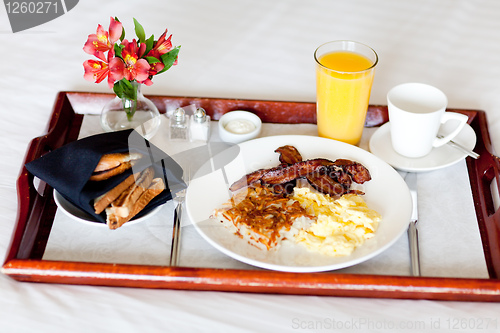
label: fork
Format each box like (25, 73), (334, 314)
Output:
(169, 167), (189, 266)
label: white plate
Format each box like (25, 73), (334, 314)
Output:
(369, 123), (477, 172)
(53, 190), (162, 227)
(185, 135), (412, 273)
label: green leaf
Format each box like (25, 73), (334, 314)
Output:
(113, 79), (139, 120)
(157, 46), (180, 74)
(120, 27), (125, 42)
(122, 80), (136, 100)
(113, 79), (137, 101)
(113, 80), (124, 98)
(145, 34), (155, 55)
(113, 43), (124, 58)
(133, 18), (146, 44)
(145, 56), (160, 64)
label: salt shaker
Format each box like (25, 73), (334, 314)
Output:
(190, 107), (210, 142)
(169, 107), (189, 141)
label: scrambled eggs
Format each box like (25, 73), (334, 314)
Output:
(292, 187), (381, 256)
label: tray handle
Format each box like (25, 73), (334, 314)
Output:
(7, 93), (82, 262)
(467, 110), (500, 279)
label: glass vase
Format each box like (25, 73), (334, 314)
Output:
(100, 81), (161, 140)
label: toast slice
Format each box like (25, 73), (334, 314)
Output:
(106, 177), (165, 229)
(108, 167), (155, 218)
(93, 173), (138, 214)
(90, 152), (143, 181)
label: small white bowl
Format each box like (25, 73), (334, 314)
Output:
(218, 110), (262, 144)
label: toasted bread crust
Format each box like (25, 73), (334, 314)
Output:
(90, 162), (164, 230)
(109, 167), (154, 217)
(90, 152), (143, 181)
(106, 177), (165, 229)
(93, 152), (143, 172)
(130, 178), (165, 217)
(93, 173), (137, 214)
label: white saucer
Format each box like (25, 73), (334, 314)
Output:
(369, 122), (477, 172)
(53, 190), (162, 227)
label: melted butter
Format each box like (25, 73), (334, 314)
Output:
(224, 119), (256, 134)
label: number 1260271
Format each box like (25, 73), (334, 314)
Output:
(5, 2), (58, 14)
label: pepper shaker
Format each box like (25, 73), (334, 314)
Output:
(169, 107), (189, 141)
(190, 107), (210, 142)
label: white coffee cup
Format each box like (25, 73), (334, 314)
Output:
(387, 83), (468, 158)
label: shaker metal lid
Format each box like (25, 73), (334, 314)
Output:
(193, 108), (207, 123)
(173, 107), (186, 122)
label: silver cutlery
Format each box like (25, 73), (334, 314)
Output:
(437, 135), (479, 159)
(170, 168), (189, 267)
(405, 172), (421, 276)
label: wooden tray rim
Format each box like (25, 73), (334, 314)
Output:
(3, 91), (500, 302)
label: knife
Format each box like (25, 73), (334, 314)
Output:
(405, 172), (421, 276)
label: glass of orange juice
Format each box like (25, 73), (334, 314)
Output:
(314, 40), (378, 145)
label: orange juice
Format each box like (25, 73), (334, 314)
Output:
(315, 44), (377, 145)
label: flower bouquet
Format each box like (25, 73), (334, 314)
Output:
(83, 17), (180, 137)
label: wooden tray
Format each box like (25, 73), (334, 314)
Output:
(3, 92), (500, 302)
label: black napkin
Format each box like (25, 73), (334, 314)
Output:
(25, 129), (185, 224)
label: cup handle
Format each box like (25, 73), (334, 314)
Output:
(433, 112), (469, 148)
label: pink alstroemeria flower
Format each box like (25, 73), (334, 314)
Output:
(83, 49), (125, 88)
(147, 30), (178, 65)
(142, 61), (165, 86)
(121, 39), (150, 82)
(148, 30), (173, 57)
(83, 17), (123, 58)
(83, 59), (109, 84)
